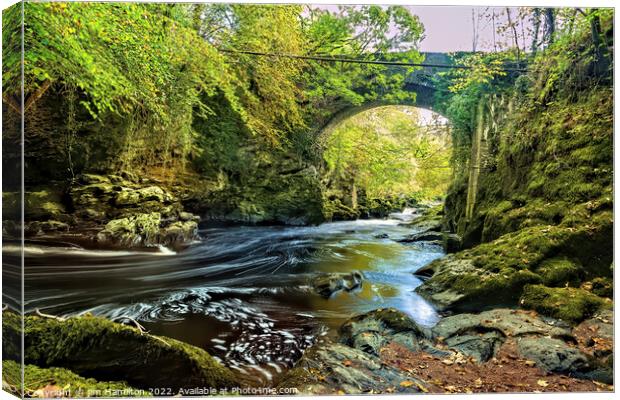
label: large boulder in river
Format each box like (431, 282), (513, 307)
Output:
(96, 213), (198, 248)
(3, 311), (237, 393)
(311, 272), (363, 298)
(96, 212), (163, 247)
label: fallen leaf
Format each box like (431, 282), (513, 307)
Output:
(524, 360), (536, 367)
(441, 359), (454, 366)
(444, 385), (457, 393)
(474, 378), (483, 388)
(537, 380), (549, 387)
(400, 381), (415, 388)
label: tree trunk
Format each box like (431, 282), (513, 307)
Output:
(543, 8), (555, 46)
(531, 8), (541, 53)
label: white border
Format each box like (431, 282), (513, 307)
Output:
(0, 1), (617, 400)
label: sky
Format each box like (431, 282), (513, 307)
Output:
(315, 5), (532, 53)
(409, 6), (511, 52)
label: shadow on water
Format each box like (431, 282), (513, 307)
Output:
(12, 215), (444, 385)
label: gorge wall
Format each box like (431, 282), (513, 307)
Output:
(418, 38), (613, 323)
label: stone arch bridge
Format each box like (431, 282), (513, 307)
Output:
(318, 52), (454, 138)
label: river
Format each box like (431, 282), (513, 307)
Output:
(12, 210), (444, 385)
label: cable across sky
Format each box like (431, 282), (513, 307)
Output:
(219, 49), (529, 72)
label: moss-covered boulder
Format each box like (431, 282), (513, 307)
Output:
(415, 217), (612, 312)
(95, 213), (198, 248)
(519, 285), (609, 324)
(3, 311), (237, 393)
(96, 212), (162, 247)
(415, 255), (542, 312)
(2, 360), (149, 398)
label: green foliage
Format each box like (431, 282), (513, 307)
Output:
(323, 106), (451, 201)
(14, 3), (244, 172)
(301, 6), (425, 124)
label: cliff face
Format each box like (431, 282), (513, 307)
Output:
(418, 44), (613, 321)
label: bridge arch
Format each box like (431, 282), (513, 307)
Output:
(317, 82), (446, 140)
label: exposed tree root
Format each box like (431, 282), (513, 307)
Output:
(35, 308), (67, 322)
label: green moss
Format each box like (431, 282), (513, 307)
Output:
(2, 360), (149, 397)
(536, 257), (583, 287)
(3, 311), (237, 392)
(2, 310), (22, 362)
(520, 284), (607, 324)
(452, 269), (542, 306)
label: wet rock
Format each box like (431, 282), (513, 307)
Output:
(373, 233), (389, 239)
(312, 272), (363, 299)
(3, 311), (237, 392)
(517, 337), (588, 374)
(276, 341), (425, 394)
(77, 208), (106, 221)
(339, 308), (432, 356)
(398, 231), (443, 243)
(414, 257), (476, 310)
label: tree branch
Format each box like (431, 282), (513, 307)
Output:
(24, 79), (52, 111)
(2, 93), (21, 114)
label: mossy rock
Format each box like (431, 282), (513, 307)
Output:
(520, 284), (608, 324)
(3, 190), (67, 220)
(536, 257), (583, 287)
(590, 277), (613, 298)
(96, 212), (162, 247)
(3, 311), (237, 392)
(416, 255), (542, 312)
(2, 360), (149, 398)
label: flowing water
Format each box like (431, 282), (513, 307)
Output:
(9, 210), (444, 385)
